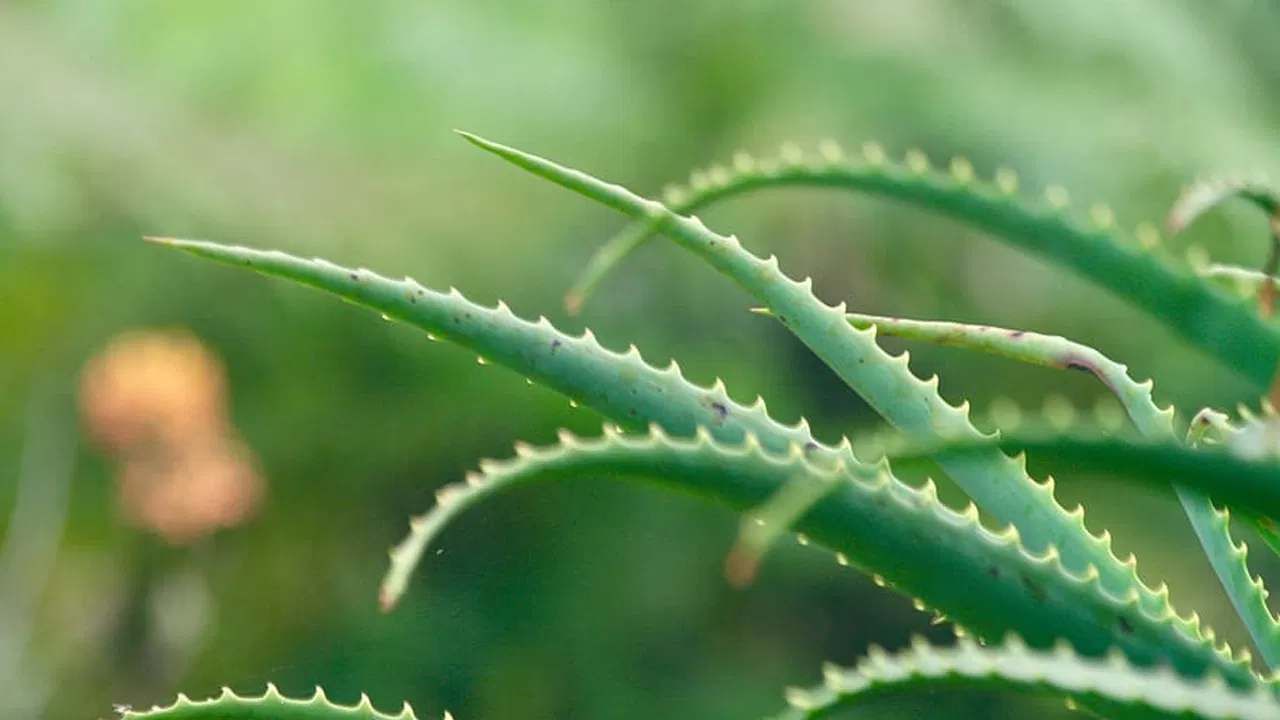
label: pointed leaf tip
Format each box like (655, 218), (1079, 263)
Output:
(378, 585), (400, 614)
(564, 291), (584, 315)
(454, 129), (495, 150)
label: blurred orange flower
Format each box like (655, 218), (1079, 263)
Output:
(80, 330), (263, 544)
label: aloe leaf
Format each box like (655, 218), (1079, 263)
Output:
(1170, 176), (1280, 316)
(147, 237), (835, 609)
(120, 685), (422, 720)
(1201, 264), (1280, 294)
(1167, 177), (1280, 235)
(457, 132), (1192, 633)
(840, 311), (1280, 669)
(152, 237), (1261, 687)
(777, 636), (1280, 720)
(723, 469), (838, 588)
(564, 215), (663, 314)
(386, 425), (1259, 687)
(887, 426), (1280, 670)
(151, 239), (1265, 714)
(1252, 518), (1280, 560)
(1185, 502), (1280, 672)
(1188, 408), (1238, 447)
(145, 235), (1254, 681)
(841, 311), (1174, 434)
(562, 144), (1278, 386)
(1188, 411), (1280, 672)
(878, 434), (1277, 516)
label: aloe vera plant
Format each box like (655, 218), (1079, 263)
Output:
(131, 133), (1280, 719)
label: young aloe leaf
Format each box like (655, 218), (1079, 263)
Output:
(1188, 408), (1240, 447)
(387, 425), (1258, 687)
(1167, 176), (1280, 235)
(838, 311), (1280, 669)
(457, 132), (1194, 633)
(838, 311), (1174, 434)
(564, 215), (663, 314)
(1200, 263), (1280, 294)
(120, 685), (422, 720)
(1169, 176), (1280, 316)
(1252, 517), (1280, 561)
(562, 144), (1278, 387)
(723, 468), (844, 588)
(146, 237), (838, 609)
(777, 636), (1280, 720)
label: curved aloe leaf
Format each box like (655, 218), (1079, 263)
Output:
(840, 312), (1173, 434)
(121, 685), (422, 720)
(148, 231), (1264, 702)
(457, 132), (1199, 635)
(882, 434), (1280, 519)
(1170, 176), (1280, 316)
(1201, 264), (1280, 293)
(841, 311), (1280, 669)
(777, 636), (1280, 720)
(1167, 176), (1280, 235)
(385, 425), (1258, 687)
(724, 466), (838, 588)
(147, 237), (835, 609)
(563, 144), (1277, 386)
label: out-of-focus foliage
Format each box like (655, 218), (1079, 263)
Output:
(4, 2), (1280, 719)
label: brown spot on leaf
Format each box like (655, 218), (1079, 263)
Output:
(1021, 575), (1047, 603)
(710, 401), (728, 422)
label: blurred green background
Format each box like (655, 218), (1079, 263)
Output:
(4, 2), (1280, 718)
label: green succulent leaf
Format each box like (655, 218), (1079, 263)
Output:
(457, 132), (1201, 636)
(152, 236), (1272, 697)
(146, 236), (831, 609)
(144, 142), (1280, 718)
(875, 434), (1280, 521)
(562, 143), (1277, 387)
(1170, 175), (1280, 316)
(120, 685), (422, 720)
(837, 311), (1280, 669)
(1167, 177), (1280, 235)
(1200, 264), (1280, 294)
(777, 636), (1280, 720)
(383, 424), (1260, 688)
